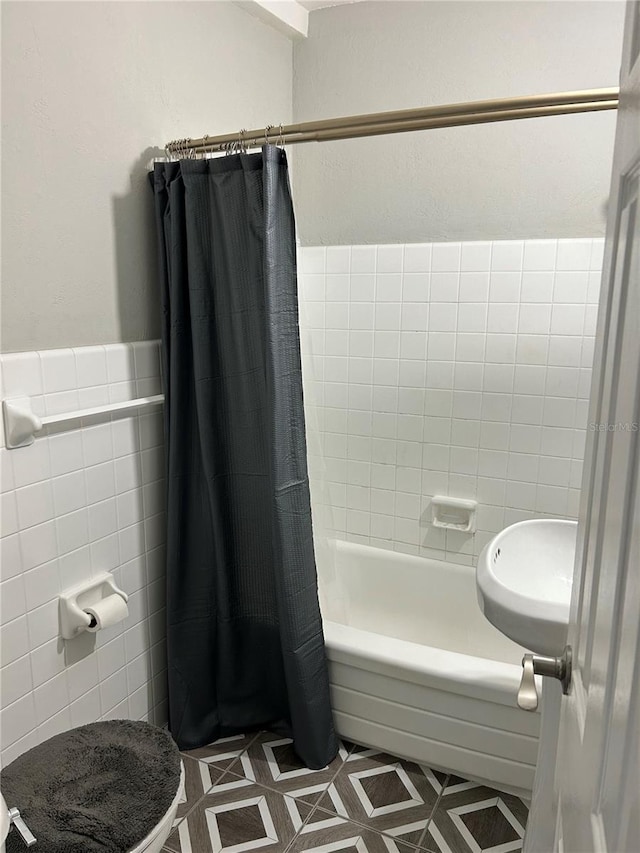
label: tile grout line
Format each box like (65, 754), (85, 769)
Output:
(282, 739), (358, 853)
(164, 761), (244, 850)
(171, 731), (262, 831)
(338, 744), (436, 850)
(285, 743), (438, 853)
(280, 739), (356, 852)
(416, 774), (449, 851)
(306, 802), (435, 851)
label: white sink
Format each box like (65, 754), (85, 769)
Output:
(476, 519), (577, 656)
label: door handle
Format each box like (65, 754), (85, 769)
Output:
(517, 645), (572, 711)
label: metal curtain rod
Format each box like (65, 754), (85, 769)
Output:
(165, 88), (619, 156)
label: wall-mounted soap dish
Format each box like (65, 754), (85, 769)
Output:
(431, 495), (477, 533)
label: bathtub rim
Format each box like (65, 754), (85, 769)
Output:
(323, 619), (539, 712)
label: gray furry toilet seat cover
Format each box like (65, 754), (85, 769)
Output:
(1, 720), (181, 853)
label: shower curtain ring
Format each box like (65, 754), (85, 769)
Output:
(265, 125), (274, 146)
(277, 123), (285, 148)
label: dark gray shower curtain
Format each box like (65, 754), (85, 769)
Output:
(150, 146), (337, 769)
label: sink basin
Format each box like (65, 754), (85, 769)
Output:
(476, 519), (577, 656)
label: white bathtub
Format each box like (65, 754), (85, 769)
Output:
(318, 539), (540, 798)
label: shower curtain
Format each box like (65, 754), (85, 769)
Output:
(149, 146), (337, 769)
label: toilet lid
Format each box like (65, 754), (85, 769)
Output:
(0, 720), (181, 853)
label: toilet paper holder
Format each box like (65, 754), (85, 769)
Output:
(59, 573), (129, 639)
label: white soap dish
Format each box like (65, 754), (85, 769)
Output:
(431, 495), (477, 533)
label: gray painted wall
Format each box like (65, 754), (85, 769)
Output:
(1, 1), (292, 352)
(291, 1), (625, 246)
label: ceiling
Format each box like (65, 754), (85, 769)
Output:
(298, 1), (368, 10)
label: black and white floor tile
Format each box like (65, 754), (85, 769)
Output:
(162, 732), (529, 853)
(314, 747), (440, 846)
(176, 733), (259, 821)
(425, 781), (529, 853)
(165, 777), (313, 853)
(224, 731), (350, 801)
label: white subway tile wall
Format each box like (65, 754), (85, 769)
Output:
(0, 342), (166, 766)
(298, 239), (602, 565)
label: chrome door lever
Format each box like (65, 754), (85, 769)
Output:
(517, 645), (572, 711)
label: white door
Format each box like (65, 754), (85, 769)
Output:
(542, 2), (640, 851)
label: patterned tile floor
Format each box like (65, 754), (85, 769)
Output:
(162, 732), (529, 853)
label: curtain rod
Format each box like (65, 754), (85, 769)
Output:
(165, 88), (619, 156)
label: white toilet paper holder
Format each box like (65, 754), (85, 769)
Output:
(59, 573), (129, 640)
